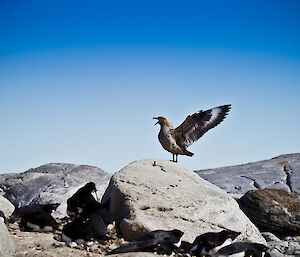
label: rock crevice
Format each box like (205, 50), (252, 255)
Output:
(240, 175), (261, 189)
(283, 164), (293, 192)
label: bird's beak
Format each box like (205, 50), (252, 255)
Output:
(153, 117), (159, 125)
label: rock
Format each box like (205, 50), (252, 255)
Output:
(282, 236), (300, 256)
(0, 173), (17, 192)
(261, 232), (300, 256)
(196, 154), (300, 198)
(1, 163), (111, 218)
(102, 159), (265, 243)
(238, 189), (300, 235)
(0, 220), (14, 257)
(261, 232), (282, 242)
(0, 195), (14, 218)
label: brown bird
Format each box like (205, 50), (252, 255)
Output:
(153, 104), (231, 162)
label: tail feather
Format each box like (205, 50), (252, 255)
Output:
(183, 150), (194, 157)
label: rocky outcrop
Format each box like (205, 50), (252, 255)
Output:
(196, 154), (300, 198)
(0, 220), (14, 257)
(1, 163), (111, 218)
(102, 159), (265, 243)
(0, 195), (14, 218)
(238, 189), (300, 235)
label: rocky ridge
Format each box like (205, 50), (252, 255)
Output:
(196, 153), (300, 198)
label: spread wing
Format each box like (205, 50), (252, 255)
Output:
(174, 105), (231, 149)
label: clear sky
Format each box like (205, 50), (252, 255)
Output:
(1, 0), (299, 174)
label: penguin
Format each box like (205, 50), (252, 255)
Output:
(66, 182), (101, 216)
(9, 203), (60, 232)
(62, 209), (107, 245)
(9, 203), (60, 223)
(189, 230), (241, 256)
(107, 229), (184, 255)
(177, 240), (194, 255)
(19, 210), (59, 232)
(66, 182), (113, 226)
(216, 242), (271, 257)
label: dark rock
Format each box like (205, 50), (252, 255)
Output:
(196, 153), (300, 198)
(1, 163), (111, 218)
(238, 189), (300, 235)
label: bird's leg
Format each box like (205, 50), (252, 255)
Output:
(172, 154), (175, 162)
(175, 154), (178, 162)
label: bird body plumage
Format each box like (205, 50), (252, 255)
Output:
(154, 104), (231, 162)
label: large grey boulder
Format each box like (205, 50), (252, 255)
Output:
(102, 159), (265, 243)
(0, 195), (14, 218)
(1, 163), (111, 218)
(238, 189), (300, 235)
(0, 220), (14, 257)
(196, 154), (300, 198)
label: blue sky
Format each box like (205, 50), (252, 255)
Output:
(1, 0), (299, 174)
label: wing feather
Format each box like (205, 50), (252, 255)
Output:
(174, 105), (231, 148)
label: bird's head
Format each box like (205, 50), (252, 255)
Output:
(84, 182), (97, 194)
(153, 116), (173, 128)
(153, 116), (166, 125)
